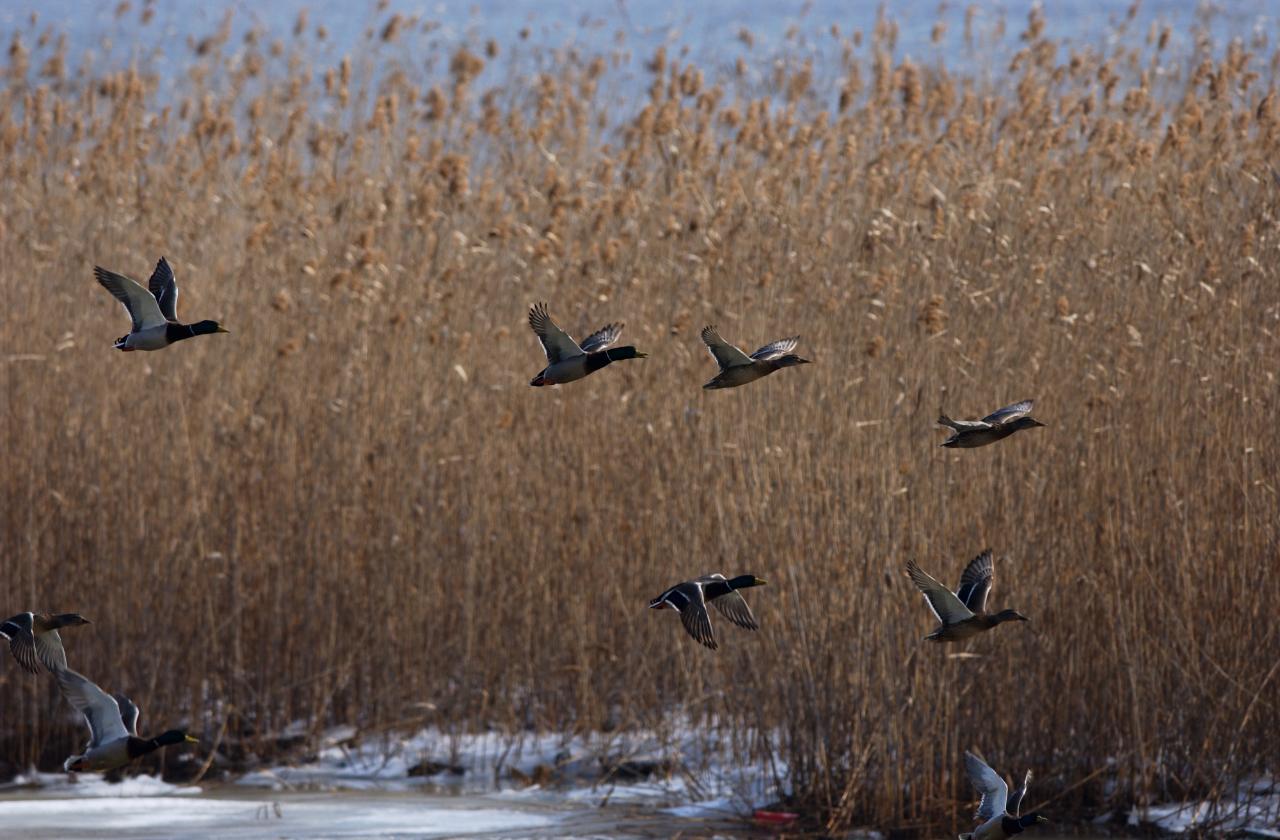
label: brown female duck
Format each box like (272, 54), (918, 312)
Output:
(905, 551), (1028, 642)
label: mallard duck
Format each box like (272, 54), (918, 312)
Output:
(55, 667), (197, 773)
(648, 574), (766, 650)
(95, 257), (229, 351)
(0, 612), (89, 674)
(527, 302), (646, 386)
(699, 325), (810, 389)
(938, 400), (1045, 448)
(906, 551), (1028, 642)
(960, 751), (1049, 839)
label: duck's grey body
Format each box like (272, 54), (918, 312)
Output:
(906, 551), (1028, 642)
(700, 326), (809, 389)
(939, 400), (1044, 448)
(55, 667), (196, 773)
(959, 752), (1047, 839)
(527, 302), (645, 386)
(96, 257), (228, 352)
(0, 612), (89, 674)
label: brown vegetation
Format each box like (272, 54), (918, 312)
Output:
(1, 6), (1277, 834)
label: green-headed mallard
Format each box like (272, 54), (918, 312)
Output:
(55, 667), (198, 773)
(649, 574), (766, 650)
(95, 257), (229, 351)
(699, 325), (810, 389)
(960, 750), (1049, 839)
(527, 302), (646, 386)
(906, 551), (1028, 642)
(938, 400), (1045, 448)
(0, 612), (90, 674)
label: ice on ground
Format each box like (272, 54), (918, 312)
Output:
(0, 793), (557, 839)
(1128, 776), (1279, 835)
(3, 770), (199, 798)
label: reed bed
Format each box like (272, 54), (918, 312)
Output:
(1, 5), (1277, 834)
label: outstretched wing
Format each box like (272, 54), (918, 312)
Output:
(700, 325), (753, 370)
(579, 322), (623, 354)
(528, 302), (583, 364)
(95, 266), (167, 332)
(708, 590), (759, 631)
(964, 751), (1010, 822)
(906, 560), (974, 625)
(679, 599), (718, 650)
(983, 400), (1034, 426)
(750, 336), (799, 361)
(938, 413), (991, 432)
(1006, 769), (1032, 817)
(114, 694), (141, 736)
(54, 668), (129, 749)
(955, 550), (994, 614)
(147, 257), (179, 322)
(34, 628), (69, 672)
(0, 613), (40, 674)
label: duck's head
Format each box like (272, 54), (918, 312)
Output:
(52, 613), (91, 629)
(727, 575), (768, 590)
(994, 608), (1030, 623)
(1010, 417), (1046, 431)
(605, 346), (647, 361)
(192, 320), (231, 336)
(154, 730), (199, 747)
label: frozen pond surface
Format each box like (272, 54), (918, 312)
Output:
(0, 786), (1121, 839)
(0, 786), (754, 839)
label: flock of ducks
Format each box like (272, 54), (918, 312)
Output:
(3, 259), (1051, 837)
(1, 612), (197, 773)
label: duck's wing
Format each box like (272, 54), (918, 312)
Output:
(964, 751), (1009, 823)
(528, 302), (583, 363)
(34, 628), (69, 672)
(146, 257), (179, 322)
(1006, 769), (1032, 817)
(700, 325), (753, 370)
(750, 336), (799, 361)
(95, 266), (167, 332)
(578, 322), (623, 353)
(955, 549), (994, 614)
(906, 560), (974, 625)
(114, 694), (140, 736)
(662, 582), (717, 650)
(938, 413), (991, 431)
(54, 668), (129, 749)
(697, 574), (760, 631)
(983, 400), (1034, 426)
(0, 613), (41, 674)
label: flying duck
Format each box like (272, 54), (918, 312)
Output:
(0, 612), (90, 674)
(905, 551), (1028, 642)
(960, 751), (1049, 839)
(95, 257), (229, 351)
(938, 400), (1045, 448)
(527, 301), (646, 386)
(55, 667), (198, 773)
(699, 325), (810, 389)
(649, 574), (766, 650)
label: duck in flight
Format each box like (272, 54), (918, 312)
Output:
(960, 750), (1049, 839)
(649, 574), (766, 650)
(0, 612), (90, 674)
(54, 667), (198, 773)
(527, 302), (646, 386)
(95, 257), (229, 351)
(938, 400), (1044, 448)
(905, 550), (1028, 642)
(699, 325), (810, 389)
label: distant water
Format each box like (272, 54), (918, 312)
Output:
(0, 0), (1271, 74)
